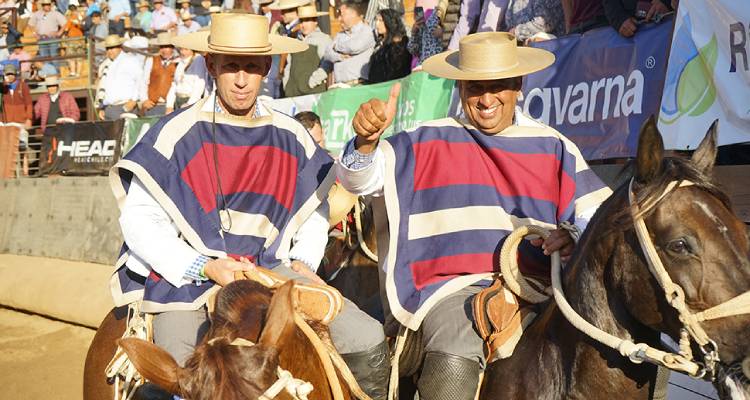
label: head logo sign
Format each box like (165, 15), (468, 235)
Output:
(659, 13), (719, 125)
(518, 18), (672, 160)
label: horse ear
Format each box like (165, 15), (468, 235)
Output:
(259, 280), (296, 347)
(118, 338), (184, 396)
(635, 115), (664, 183)
(691, 119), (718, 174)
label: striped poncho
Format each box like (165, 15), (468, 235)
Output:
(109, 95), (335, 312)
(378, 115), (612, 330)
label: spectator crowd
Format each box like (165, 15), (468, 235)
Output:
(0, 0), (676, 176)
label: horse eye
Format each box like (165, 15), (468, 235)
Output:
(666, 239), (690, 255)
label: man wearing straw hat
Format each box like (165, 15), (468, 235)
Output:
(143, 31), (178, 116)
(268, 0), (308, 37)
(337, 32), (612, 399)
(109, 13), (390, 399)
(283, 1), (331, 96)
(177, 9), (201, 34)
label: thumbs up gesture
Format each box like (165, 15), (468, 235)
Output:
(352, 83), (401, 154)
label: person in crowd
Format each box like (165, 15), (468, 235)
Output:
(97, 35), (146, 120)
(28, 0), (67, 59)
(62, 4), (84, 77)
(562, 0), (607, 33)
(257, 0), (276, 24)
(0, 21), (23, 61)
(368, 8), (410, 83)
(284, 2), (331, 96)
(603, 0), (670, 38)
(33, 75), (80, 132)
(133, 0), (152, 33)
(84, 0), (101, 17)
(192, 0), (212, 26)
(268, 0), (305, 38)
(177, 10), (200, 34)
(86, 10), (109, 56)
(107, 0), (131, 35)
(111, 12), (389, 400)
(150, 0), (178, 32)
(503, 0), (565, 43)
(0, 22), (22, 62)
(1, 64), (32, 175)
(177, 0), (193, 16)
(294, 110), (325, 148)
(410, 0), (445, 64)
(323, 0), (375, 85)
(8, 45), (31, 78)
(28, 60), (59, 82)
(142, 32), (178, 116)
(165, 45), (207, 112)
(338, 32), (611, 400)
(447, 0), (507, 50)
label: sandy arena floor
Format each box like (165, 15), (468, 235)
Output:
(0, 308), (95, 400)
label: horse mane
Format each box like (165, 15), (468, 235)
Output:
(606, 155), (731, 234)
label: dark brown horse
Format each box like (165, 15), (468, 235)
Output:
(84, 280), (352, 400)
(480, 119), (750, 400)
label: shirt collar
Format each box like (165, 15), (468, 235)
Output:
(202, 91), (269, 119)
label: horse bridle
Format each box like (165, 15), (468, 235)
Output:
(211, 337), (314, 400)
(624, 178), (750, 378)
(504, 179), (750, 380)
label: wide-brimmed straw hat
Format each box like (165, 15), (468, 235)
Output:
(268, 0), (310, 11)
(297, 2), (326, 18)
(44, 76), (60, 86)
(40, 0), (52, 5)
(422, 32), (554, 81)
(137, 0), (149, 8)
(150, 31), (175, 46)
(103, 34), (126, 48)
(172, 13), (307, 55)
(180, 9), (193, 20)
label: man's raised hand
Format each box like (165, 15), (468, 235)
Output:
(352, 83), (401, 154)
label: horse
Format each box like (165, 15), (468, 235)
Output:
(319, 197), (382, 321)
(478, 118), (750, 400)
(84, 280), (353, 400)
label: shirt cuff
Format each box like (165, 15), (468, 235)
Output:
(341, 138), (376, 170)
(183, 255), (211, 282)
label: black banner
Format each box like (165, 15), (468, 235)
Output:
(41, 120), (124, 176)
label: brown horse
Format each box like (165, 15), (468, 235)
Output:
(479, 119), (750, 399)
(319, 198), (382, 321)
(84, 280), (352, 400)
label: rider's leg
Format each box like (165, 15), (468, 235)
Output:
(275, 265), (390, 400)
(151, 307), (210, 366)
(417, 286), (484, 400)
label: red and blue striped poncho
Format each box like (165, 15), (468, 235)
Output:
(378, 115), (612, 330)
(109, 96), (335, 313)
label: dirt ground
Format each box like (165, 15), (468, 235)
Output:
(0, 307), (95, 400)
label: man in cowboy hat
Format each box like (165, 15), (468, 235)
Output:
(28, 0), (67, 59)
(133, 0), (152, 33)
(283, 1), (331, 96)
(177, 9), (201, 34)
(337, 32), (612, 399)
(97, 34), (147, 120)
(150, 0), (179, 32)
(110, 13), (390, 399)
(33, 75), (80, 132)
(268, 0), (308, 37)
(142, 31), (178, 116)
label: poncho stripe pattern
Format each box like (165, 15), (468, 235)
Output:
(109, 96), (335, 312)
(379, 116), (611, 330)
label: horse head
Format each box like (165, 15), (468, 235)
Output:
(616, 117), (750, 399)
(119, 281), (300, 400)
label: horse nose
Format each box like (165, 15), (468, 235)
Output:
(743, 357), (750, 379)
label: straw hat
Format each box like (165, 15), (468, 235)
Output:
(44, 76), (60, 86)
(180, 9), (193, 20)
(3, 63), (17, 75)
(137, 0), (149, 8)
(268, 0), (310, 11)
(422, 32), (554, 81)
(40, 0), (52, 5)
(103, 34), (126, 48)
(172, 13), (307, 55)
(151, 31), (175, 46)
(257, 0), (274, 5)
(297, 2), (326, 18)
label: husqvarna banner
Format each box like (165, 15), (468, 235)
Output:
(42, 120), (124, 176)
(658, 0), (750, 150)
(519, 17), (673, 160)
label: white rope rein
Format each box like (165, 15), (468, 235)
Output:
(500, 178), (750, 379)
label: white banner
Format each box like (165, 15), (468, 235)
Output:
(658, 0), (750, 149)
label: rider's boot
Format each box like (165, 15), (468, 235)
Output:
(417, 351), (481, 400)
(341, 340), (391, 400)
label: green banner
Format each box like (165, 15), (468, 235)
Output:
(314, 72), (455, 154)
(121, 116), (160, 155)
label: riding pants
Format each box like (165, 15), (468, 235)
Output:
(152, 264), (386, 366)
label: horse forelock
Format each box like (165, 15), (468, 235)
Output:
(181, 336), (280, 400)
